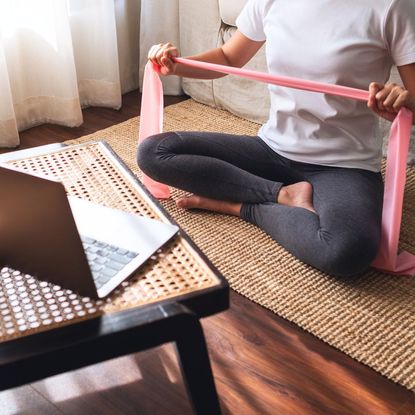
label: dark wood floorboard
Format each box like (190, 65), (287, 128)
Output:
(397, 394), (415, 415)
(0, 90), (414, 414)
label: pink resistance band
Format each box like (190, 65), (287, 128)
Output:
(139, 57), (415, 276)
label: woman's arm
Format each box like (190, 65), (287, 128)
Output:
(368, 62), (415, 124)
(148, 30), (264, 79)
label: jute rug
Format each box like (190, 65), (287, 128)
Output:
(66, 99), (415, 391)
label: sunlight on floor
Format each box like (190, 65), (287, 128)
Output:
(0, 355), (144, 415)
(0, 345), (185, 415)
(36, 355), (143, 402)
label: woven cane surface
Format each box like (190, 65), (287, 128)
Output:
(0, 141), (220, 343)
(65, 99), (415, 391)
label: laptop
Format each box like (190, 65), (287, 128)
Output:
(0, 164), (179, 298)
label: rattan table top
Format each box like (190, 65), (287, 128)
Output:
(0, 141), (222, 343)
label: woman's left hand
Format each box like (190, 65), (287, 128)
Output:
(368, 82), (415, 122)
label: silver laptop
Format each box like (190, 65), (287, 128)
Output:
(0, 164), (179, 298)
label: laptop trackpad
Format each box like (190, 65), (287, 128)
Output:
(68, 196), (179, 258)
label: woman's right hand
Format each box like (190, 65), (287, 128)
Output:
(148, 42), (179, 76)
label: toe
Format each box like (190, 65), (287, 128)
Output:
(176, 195), (199, 209)
(176, 197), (188, 208)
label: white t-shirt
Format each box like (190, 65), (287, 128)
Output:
(236, 0), (415, 172)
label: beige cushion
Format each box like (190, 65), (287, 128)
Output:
(218, 0), (246, 27)
(179, 0), (268, 123)
(213, 25), (269, 123)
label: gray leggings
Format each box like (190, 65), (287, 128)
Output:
(138, 131), (384, 277)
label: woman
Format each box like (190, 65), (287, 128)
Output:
(138, 0), (415, 277)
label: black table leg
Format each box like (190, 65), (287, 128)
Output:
(174, 307), (222, 415)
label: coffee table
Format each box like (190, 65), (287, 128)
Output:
(0, 141), (229, 415)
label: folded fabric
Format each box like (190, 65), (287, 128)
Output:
(138, 57), (414, 276)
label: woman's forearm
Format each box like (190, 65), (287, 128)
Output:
(173, 30), (264, 80)
(173, 47), (230, 79)
(149, 30), (264, 80)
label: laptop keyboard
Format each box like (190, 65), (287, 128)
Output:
(80, 235), (139, 289)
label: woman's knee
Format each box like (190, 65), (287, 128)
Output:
(320, 234), (380, 278)
(137, 132), (176, 177)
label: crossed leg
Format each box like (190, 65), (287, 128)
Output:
(138, 131), (383, 277)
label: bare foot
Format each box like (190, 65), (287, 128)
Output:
(176, 195), (242, 216)
(277, 181), (316, 213)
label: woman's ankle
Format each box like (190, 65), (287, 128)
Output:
(277, 182), (316, 213)
(176, 195), (242, 216)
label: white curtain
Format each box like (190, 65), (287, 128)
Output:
(139, 0), (183, 96)
(0, 0), (140, 148)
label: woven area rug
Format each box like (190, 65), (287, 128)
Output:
(66, 99), (415, 391)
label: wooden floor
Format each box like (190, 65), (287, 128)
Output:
(1, 90), (414, 415)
